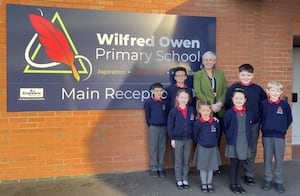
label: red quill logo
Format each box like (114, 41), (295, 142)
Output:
(28, 14), (80, 81)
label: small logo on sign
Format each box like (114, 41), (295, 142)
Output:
(19, 88), (45, 100)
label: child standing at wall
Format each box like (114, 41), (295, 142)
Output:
(224, 88), (253, 194)
(225, 64), (267, 186)
(166, 66), (194, 108)
(260, 81), (292, 193)
(167, 89), (196, 189)
(193, 100), (221, 193)
(166, 66), (195, 166)
(144, 83), (169, 178)
(193, 51), (227, 175)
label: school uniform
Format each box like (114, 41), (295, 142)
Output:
(225, 82), (267, 123)
(167, 106), (196, 182)
(193, 117), (221, 170)
(225, 82), (267, 179)
(144, 98), (169, 172)
(260, 98), (292, 184)
(165, 84), (194, 167)
(193, 68), (227, 176)
(224, 106), (253, 187)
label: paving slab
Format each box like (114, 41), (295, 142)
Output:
(1, 161), (300, 196)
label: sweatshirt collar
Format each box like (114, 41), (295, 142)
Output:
(175, 83), (188, 88)
(268, 98), (281, 104)
(152, 98), (162, 102)
(199, 117), (213, 123)
(233, 106), (246, 114)
(238, 81), (253, 86)
(177, 105), (187, 119)
(177, 105), (187, 112)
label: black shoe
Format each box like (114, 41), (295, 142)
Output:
(176, 181), (184, 190)
(151, 171), (159, 178)
(274, 183), (285, 193)
(262, 181), (272, 191)
(158, 170), (166, 178)
(201, 184), (208, 192)
(244, 176), (255, 186)
(207, 184), (214, 192)
(214, 169), (222, 175)
(237, 184), (246, 194)
(230, 184), (240, 194)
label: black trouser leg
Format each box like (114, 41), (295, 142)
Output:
(229, 158), (238, 185)
(236, 160), (244, 185)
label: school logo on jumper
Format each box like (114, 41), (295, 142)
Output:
(276, 106), (283, 114)
(211, 125), (216, 132)
(190, 113), (195, 121)
(24, 10), (92, 81)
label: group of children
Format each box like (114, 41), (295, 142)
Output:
(144, 51), (293, 194)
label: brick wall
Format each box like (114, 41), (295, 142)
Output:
(0, 0), (298, 180)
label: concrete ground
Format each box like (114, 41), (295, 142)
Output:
(1, 161), (300, 196)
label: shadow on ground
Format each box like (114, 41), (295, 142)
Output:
(1, 161), (300, 196)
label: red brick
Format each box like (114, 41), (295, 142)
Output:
(0, 0), (297, 181)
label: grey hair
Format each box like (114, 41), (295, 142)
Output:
(202, 51), (216, 61)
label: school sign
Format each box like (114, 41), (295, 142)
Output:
(7, 4), (216, 111)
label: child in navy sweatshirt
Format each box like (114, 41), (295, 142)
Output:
(225, 64), (267, 186)
(193, 100), (221, 193)
(144, 83), (169, 178)
(224, 88), (253, 194)
(260, 81), (292, 193)
(166, 66), (195, 167)
(167, 89), (196, 189)
(166, 66), (194, 108)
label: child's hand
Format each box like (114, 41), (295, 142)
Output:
(171, 140), (175, 148)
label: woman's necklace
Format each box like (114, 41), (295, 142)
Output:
(205, 69), (213, 79)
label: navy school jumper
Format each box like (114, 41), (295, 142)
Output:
(144, 98), (169, 127)
(223, 108), (254, 146)
(193, 118), (220, 148)
(225, 82), (267, 124)
(260, 99), (292, 139)
(167, 106), (196, 140)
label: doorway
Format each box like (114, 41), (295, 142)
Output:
(292, 36), (300, 159)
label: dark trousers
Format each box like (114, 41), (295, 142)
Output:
(229, 158), (244, 186)
(244, 122), (260, 178)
